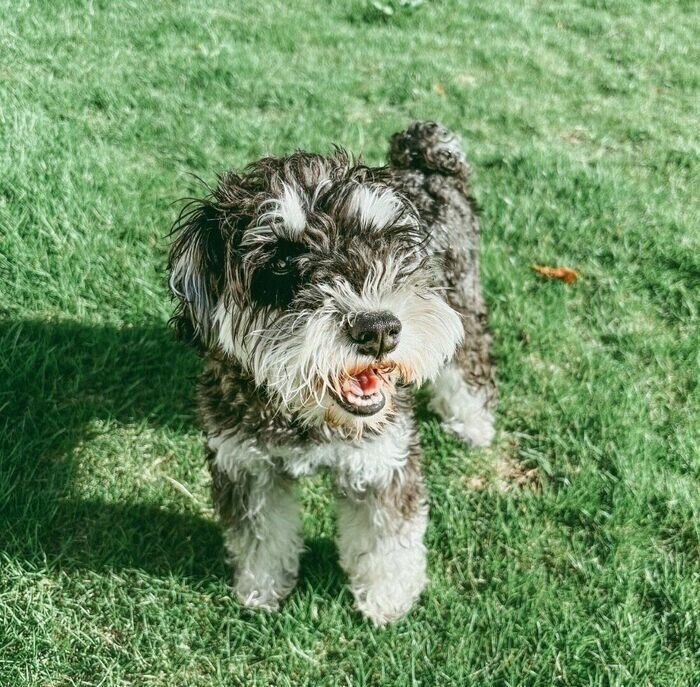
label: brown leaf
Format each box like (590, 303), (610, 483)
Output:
(432, 82), (446, 97)
(531, 264), (579, 284)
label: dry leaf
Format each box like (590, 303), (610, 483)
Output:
(531, 264), (579, 284)
(432, 82), (446, 97)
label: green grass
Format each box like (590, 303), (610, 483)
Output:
(1, 0), (698, 684)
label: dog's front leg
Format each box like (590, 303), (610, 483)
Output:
(336, 460), (428, 626)
(209, 454), (302, 611)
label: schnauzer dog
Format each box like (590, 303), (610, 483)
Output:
(168, 122), (496, 625)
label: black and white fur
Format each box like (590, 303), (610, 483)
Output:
(168, 122), (496, 625)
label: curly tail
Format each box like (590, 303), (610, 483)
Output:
(388, 121), (469, 178)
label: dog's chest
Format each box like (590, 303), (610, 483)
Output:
(273, 430), (407, 486)
(208, 419), (411, 492)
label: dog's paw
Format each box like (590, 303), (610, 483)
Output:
(442, 410), (495, 448)
(233, 571), (296, 612)
(429, 369), (495, 448)
(352, 573), (427, 627)
(346, 543), (428, 626)
(235, 588), (280, 612)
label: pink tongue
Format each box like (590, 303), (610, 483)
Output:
(342, 368), (380, 397)
(356, 369), (380, 394)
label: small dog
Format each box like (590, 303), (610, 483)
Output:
(168, 122), (496, 625)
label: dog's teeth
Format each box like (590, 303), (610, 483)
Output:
(343, 390), (380, 408)
(344, 380), (364, 396)
(341, 376), (385, 410)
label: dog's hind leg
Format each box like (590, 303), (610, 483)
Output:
(388, 122), (497, 447)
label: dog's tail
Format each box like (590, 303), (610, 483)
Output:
(388, 121), (469, 179)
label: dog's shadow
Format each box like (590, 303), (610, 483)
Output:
(0, 318), (342, 592)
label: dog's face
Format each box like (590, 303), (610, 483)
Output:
(169, 151), (463, 434)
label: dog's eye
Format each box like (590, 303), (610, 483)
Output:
(271, 256), (292, 275)
(250, 239), (307, 308)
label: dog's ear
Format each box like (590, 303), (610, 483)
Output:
(168, 195), (227, 349)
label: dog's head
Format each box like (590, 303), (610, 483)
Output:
(168, 150), (463, 434)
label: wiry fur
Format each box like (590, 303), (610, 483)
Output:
(168, 122), (496, 625)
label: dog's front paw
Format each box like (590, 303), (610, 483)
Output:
(233, 570), (297, 612)
(344, 539), (428, 626)
(352, 572), (427, 626)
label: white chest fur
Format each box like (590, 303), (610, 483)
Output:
(208, 415), (411, 494)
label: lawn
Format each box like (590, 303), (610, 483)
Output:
(1, 0), (698, 685)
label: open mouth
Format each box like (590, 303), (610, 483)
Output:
(332, 366), (388, 417)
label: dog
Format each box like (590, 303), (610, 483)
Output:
(167, 121), (496, 625)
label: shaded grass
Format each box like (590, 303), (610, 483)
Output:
(1, 0), (698, 684)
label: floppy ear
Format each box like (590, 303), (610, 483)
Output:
(168, 197), (226, 349)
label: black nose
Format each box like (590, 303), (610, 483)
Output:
(348, 311), (402, 357)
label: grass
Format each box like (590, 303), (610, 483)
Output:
(1, 0), (698, 684)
